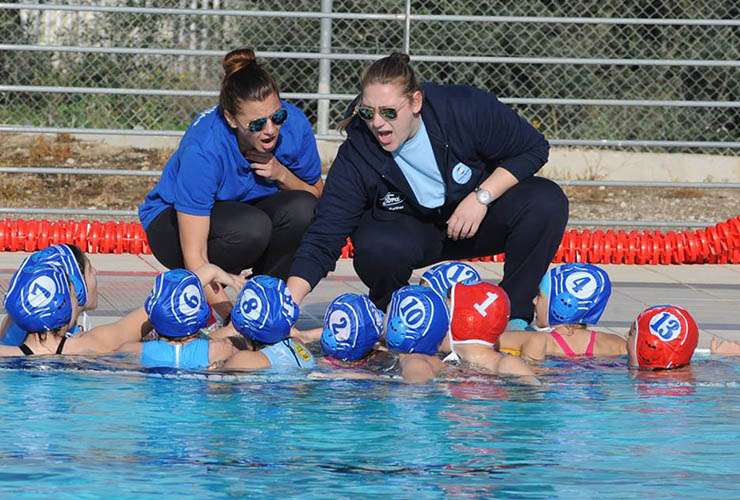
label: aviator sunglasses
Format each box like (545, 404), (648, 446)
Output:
(355, 99), (409, 122)
(244, 108), (288, 133)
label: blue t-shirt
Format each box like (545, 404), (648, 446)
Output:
(392, 119), (445, 208)
(139, 101), (322, 229)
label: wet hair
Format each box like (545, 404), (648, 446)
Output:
(338, 52), (421, 131)
(67, 243), (87, 275)
(219, 48), (280, 117)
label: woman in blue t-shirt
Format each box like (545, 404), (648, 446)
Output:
(139, 48), (323, 319)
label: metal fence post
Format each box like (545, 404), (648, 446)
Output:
(403, 0), (411, 53)
(317, 0), (333, 136)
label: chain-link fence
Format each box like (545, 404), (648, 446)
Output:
(0, 0), (738, 153)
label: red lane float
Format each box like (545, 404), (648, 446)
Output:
(0, 216), (737, 264)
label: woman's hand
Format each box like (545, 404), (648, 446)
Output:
(446, 192), (488, 240)
(251, 157), (288, 183)
(195, 263), (244, 293)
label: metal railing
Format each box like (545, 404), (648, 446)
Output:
(0, 1), (738, 226)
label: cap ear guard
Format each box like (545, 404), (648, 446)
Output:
(385, 285), (449, 355)
(320, 293), (383, 361)
(231, 275), (299, 344)
(545, 263), (612, 326)
(144, 269), (210, 338)
(4, 263), (73, 333)
(634, 305), (698, 370)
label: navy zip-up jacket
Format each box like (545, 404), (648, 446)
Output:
(290, 82), (549, 289)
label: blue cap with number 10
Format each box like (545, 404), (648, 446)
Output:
(540, 263), (612, 326)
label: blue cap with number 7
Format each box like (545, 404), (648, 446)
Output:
(4, 263), (73, 333)
(540, 263), (612, 326)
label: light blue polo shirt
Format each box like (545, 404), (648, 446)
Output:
(392, 119), (445, 208)
(138, 101), (321, 229)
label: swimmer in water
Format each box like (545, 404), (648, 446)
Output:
(498, 263), (626, 362)
(116, 265), (245, 371)
(1, 244), (98, 346)
(213, 275), (316, 372)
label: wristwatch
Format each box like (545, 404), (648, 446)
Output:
(474, 187), (494, 206)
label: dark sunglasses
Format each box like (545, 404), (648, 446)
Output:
(246, 108), (288, 133)
(356, 105), (401, 122)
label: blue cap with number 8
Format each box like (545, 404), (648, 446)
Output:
(385, 285), (449, 355)
(4, 263), (73, 333)
(540, 263), (612, 326)
(231, 275), (299, 344)
(320, 293), (384, 361)
(145, 269), (210, 338)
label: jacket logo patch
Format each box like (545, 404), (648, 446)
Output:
(380, 192), (405, 211)
(452, 163), (473, 184)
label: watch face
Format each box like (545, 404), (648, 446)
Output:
(476, 189), (492, 205)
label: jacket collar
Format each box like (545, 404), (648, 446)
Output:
(346, 88), (450, 194)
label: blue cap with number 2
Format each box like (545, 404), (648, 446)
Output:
(539, 263), (612, 326)
(320, 293), (384, 361)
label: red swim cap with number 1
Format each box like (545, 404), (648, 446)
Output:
(449, 282), (510, 347)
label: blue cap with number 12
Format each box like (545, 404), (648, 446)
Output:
(540, 263), (612, 326)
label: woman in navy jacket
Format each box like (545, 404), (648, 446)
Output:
(288, 53), (567, 328)
(139, 48), (323, 318)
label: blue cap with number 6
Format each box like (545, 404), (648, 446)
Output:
(540, 263), (612, 326)
(231, 275), (299, 345)
(145, 269), (210, 338)
(4, 263), (73, 333)
(385, 285), (449, 355)
(320, 293), (384, 361)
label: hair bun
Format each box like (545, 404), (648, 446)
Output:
(389, 52), (411, 64)
(223, 48), (257, 77)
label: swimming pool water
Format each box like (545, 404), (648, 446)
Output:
(0, 355), (738, 498)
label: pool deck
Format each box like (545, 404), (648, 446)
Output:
(1, 252), (738, 349)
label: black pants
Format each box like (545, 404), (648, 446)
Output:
(352, 177), (569, 322)
(146, 190), (318, 280)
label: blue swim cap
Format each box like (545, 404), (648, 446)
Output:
(320, 293), (384, 361)
(231, 275), (299, 344)
(25, 244), (87, 307)
(144, 269), (210, 338)
(542, 264), (612, 326)
(4, 263), (73, 333)
(421, 261), (481, 300)
(385, 285), (449, 355)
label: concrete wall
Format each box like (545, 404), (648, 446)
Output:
(73, 134), (740, 182)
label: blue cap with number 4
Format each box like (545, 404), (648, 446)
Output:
(540, 263), (611, 326)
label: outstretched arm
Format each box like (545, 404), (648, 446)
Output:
(291, 327), (322, 344)
(68, 307), (152, 355)
(218, 350), (271, 372)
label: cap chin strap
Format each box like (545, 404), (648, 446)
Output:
(443, 286), (460, 363)
(81, 311), (90, 332)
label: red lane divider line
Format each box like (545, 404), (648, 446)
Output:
(0, 216), (737, 264)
